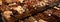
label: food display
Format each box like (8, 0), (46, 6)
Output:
(0, 0), (60, 22)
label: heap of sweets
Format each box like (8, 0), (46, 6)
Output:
(0, 0), (60, 22)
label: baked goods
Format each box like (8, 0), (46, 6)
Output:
(0, 0), (60, 22)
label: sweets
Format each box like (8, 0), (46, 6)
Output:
(0, 0), (60, 22)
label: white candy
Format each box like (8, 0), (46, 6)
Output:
(48, 14), (51, 16)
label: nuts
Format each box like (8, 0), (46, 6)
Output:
(3, 11), (12, 19)
(13, 6), (25, 14)
(5, 0), (18, 3)
(18, 0), (24, 3)
(39, 19), (47, 22)
(54, 6), (60, 10)
(0, 0), (2, 5)
(5, 0), (12, 3)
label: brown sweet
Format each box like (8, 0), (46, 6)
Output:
(0, 0), (60, 22)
